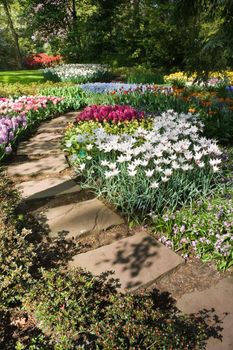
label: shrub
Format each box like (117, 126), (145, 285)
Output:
(24, 53), (63, 69)
(0, 171), (35, 307)
(23, 268), (212, 349)
(113, 66), (165, 84)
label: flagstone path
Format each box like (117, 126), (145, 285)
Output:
(5, 111), (233, 348)
(6, 111), (184, 290)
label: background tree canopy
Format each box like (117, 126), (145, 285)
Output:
(0, 0), (232, 75)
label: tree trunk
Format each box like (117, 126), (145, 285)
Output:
(1, 0), (22, 69)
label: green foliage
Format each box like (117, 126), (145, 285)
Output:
(23, 268), (211, 349)
(0, 171), (35, 307)
(0, 81), (75, 97)
(64, 111), (220, 219)
(38, 85), (87, 110)
(152, 188), (233, 271)
(114, 66), (165, 84)
(0, 70), (44, 84)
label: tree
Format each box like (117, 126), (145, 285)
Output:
(0, 0), (22, 68)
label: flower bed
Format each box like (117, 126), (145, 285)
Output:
(63, 107), (233, 270)
(76, 105), (144, 123)
(64, 109), (221, 217)
(153, 190), (233, 271)
(43, 63), (112, 83)
(0, 96), (64, 160)
(0, 114), (27, 158)
(164, 71), (233, 86)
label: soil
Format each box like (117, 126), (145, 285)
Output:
(146, 257), (230, 300)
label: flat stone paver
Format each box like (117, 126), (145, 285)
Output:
(70, 232), (184, 291)
(17, 132), (62, 156)
(7, 154), (67, 176)
(16, 177), (81, 200)
(37, 112), (77, 133)
(36, 198), (124, 239)
(23, 132), (62, 143)
(17, 139), (61, 156)
(177, 276), (233, 350)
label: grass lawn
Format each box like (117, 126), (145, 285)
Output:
(0, 70), (45, 84)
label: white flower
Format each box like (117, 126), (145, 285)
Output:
(155, 166), (163, 172)
(209, 158), (221, 166)
(86, 144), (93, 150)
(150, 181), (159, 189)
(170, 154), (177, 160)
(145, 169), (154, 177)
(184, 151), (193, 161)
(154, 159), (162, 165)
(161, 176), (169, 182)
(128, 169), (137, 177)
(163, 168), (172, 177)
(132, 158), (141, 167)
(101, 160), (110, 166)
(105, 169), (119, 178)
(213, 165), (220, 173)
(79, 163), (85, 171)
(197, 161), (205, 168)
(181, 164), (190, 171)
(208, 144), (222, 155)
(108, 162), (117, 170)
(194, 152), (203, 161)
(140, 159), (148, 167)
(128, 163), (136, 171)
(171, 161), (179, 170)
(117, 155), (127, 163)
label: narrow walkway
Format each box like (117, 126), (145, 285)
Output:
(6, 111), (233, 349)
(6, 111), (184, 291)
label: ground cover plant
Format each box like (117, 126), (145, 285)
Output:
(153, 189), (233, 271)
(0, 170), (219, 350)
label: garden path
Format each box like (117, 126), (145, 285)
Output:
(6, 111), (233, 349)
(6, 111), (184, 291)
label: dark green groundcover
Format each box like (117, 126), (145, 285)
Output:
(0, 171), (223, 350)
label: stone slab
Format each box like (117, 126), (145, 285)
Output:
(17, 139), (61, 156)
(37, 114), (76, 133)
(37, 198), (124, 239)
(177, 277), (233, 350)
(16, 177), (81, 200)
(22, 132), (61, 143)
(70, 232), (184, 291)
(7, 154), (67, 176)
